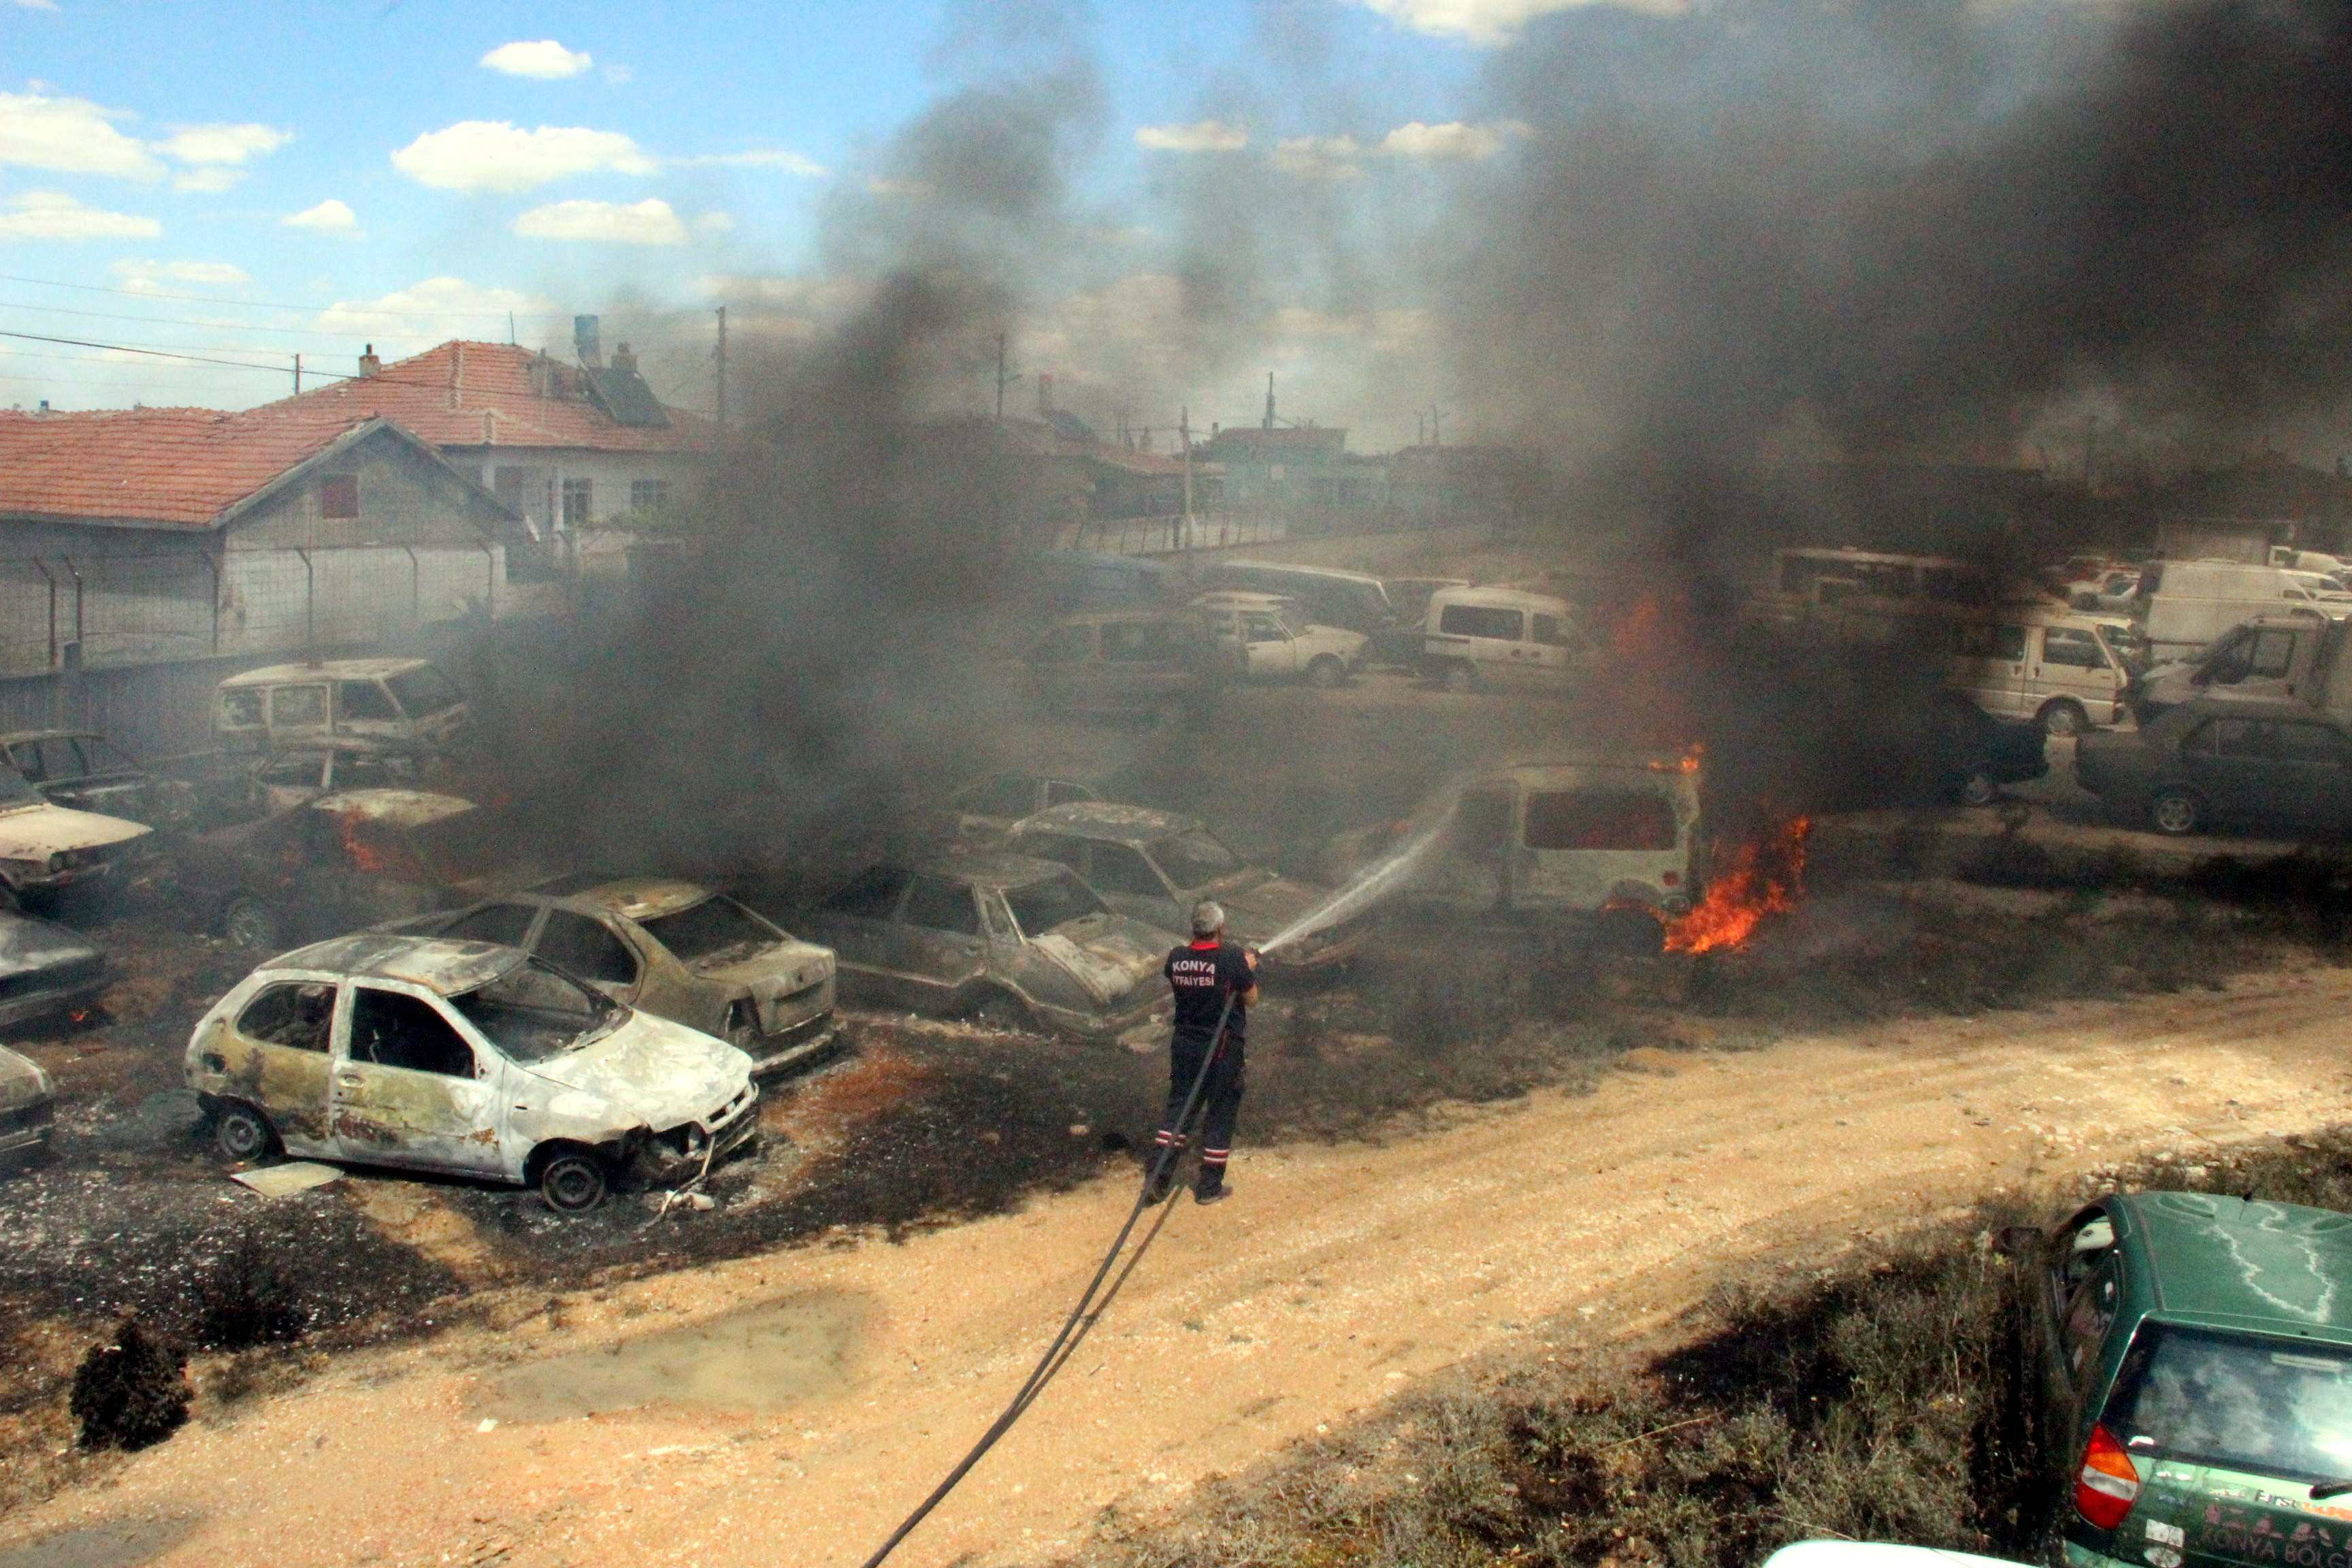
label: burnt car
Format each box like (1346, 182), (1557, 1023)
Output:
(0, 1043), (56, 1166)
(0, 730), (174, 823)
(174, 788), (526, 952)
(932, 772), (1102, 845)
(1925, 696), (2052, 806)
(0, 911), (107, 1030)
(396, 877), (840, 1077)
(1006, 802), (1362, 971)
(0, 762), (152, 902)
(2076, 696), (2352, 837)
(245, 739), (434, 817)
(184, 933), (758, 1213)
(794, 853), (1178, 1043)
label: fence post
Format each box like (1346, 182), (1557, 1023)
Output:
(59, 557), (84, 729)
(402, 545), (420, 634)
(33, 560), (55, 671)
(294, 547), (314, 651)
(479, 541), (496, 621)
(201, 553), (219, 656)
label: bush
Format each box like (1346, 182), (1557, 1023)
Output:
(68, 1315), (190, 1451)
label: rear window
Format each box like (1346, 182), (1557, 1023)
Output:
(1524, 789), (1679, 851)
(386, 666), (463, 719)
(638, 895), (778, 964)
(2104, 1322), (2352, 1484)
(1004, 870), (1107, 937)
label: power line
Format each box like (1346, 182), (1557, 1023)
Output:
(0, 271), (708, 324)
(0, 297), (387, 339)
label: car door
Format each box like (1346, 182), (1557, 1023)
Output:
(532, 909), (644, 1007)
(2177, 717), (2274, 827)
(1528, 612), (1582, 685)
(2264, 719), (2352, 834)
(1950, 622), (2029, 717)
(1415, 785), (1517, 911)
(330, 982), (509, 1176)
(2037, 625), (2119, 718)
(1241, 611), (1295, 678)
(216, 978), (339, 1154)
(895, 874), (990, 1004)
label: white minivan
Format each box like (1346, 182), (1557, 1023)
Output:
(215, 657), (470, 754)
(1945, 606), (2148, 735)
(1420, 585), (1588, 692)
(2138, 559), (2352, 662)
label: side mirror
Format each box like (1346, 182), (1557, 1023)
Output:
(1994, 1224), (2043, 1258)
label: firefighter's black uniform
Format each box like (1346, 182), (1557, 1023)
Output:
(1152, 936), (1256, 1201)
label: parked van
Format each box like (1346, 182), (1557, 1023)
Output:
(2136, 559), (2351, 661)
(2130, 610), (2343, 721)
(1744, 547), (1993, 645)
(1190, 592), (1367, 687)
(1945, 606), (2149, 736)
(215, 658), (470, 754)
(1420, 585), (1588, 692)
(1026, 609), (1223, 719)
(1195, 560), (1395, 634)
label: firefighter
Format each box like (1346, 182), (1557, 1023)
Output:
(1145, 899), (1258, 1206)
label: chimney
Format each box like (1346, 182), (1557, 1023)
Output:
(611, 340), (638, 374)
(574, 314), (603, 368)
(357, 344), (380, 378)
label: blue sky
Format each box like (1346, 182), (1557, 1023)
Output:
(0, 0), (1520, 436)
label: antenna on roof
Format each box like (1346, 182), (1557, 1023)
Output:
(1263, 372), (1275, 431)
(508, 312), (515, 346)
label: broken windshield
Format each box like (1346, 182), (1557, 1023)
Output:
(638, 894), (780, 965)
(1004, 870), (1107, 937)
(449, 957), (619, 1065)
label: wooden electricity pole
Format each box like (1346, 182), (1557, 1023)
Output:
(714, 306), (728, 432)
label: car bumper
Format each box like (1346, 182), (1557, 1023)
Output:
(0, 1099), (56, 1159)
(634, 1083), (762, 1183)
(745, 1009), (846, 1078)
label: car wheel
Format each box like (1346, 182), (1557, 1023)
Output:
(214, 1101), (278, 1164)
(2039, 699), (2087, 738)
(969, 988), (1034, 1032)
(1443, 662), (1480, 693)
(220, 897), (283, 952)
(1306, 655), (1346, 689)
(2149, 789), (2202, 836)
(1958, 770), (2001, 808)
(537, 1149), (608, 1215)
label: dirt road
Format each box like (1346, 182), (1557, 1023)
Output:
(9, 966), (2351, 1568)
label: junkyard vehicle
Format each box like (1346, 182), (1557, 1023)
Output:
(0, 910), (108, 1030)
(1190, 591), (1367, 687)
(1007, 802), (1362, 972)
(1946, 605), (2147, 735)
(796, 853), (1178, 1043)
(174, 787), (523, 951)
(2069, 569), (2143, 614)
(1420, 585), (1590, 693)
(2136, 560), (2351, 664)
(184, 933), (758, 1213)
(0, 1043), (56, 1166)
(0, 729), (178, 823)
(397, 877), (840, 1076)
(934, 772), (1101, 843)
(2130, 612), (2341, 723)
(1197, 559), (1415, 660)
(2075, 696), (2352, 837)
(1743, 546), (1993, 645)
(1337, 755), (1703, 928)
(214, 657), (470, 755)
(2016, 1191), (2352, 1568)
(245, 739), (432, 817)
(1914, 693), (2052, 806)
(1026, 609), (1224, 719)
(0, 763), (152, 902)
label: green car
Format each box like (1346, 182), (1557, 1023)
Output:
(2025, 1192), (2352, 1568)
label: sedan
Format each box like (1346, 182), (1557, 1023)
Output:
(2076, 697), (2352, 837)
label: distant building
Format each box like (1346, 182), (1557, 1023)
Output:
(985, 414), (1205, 529)
(2151, 450), (2352, 558)
(1195, 426), (1386, 510)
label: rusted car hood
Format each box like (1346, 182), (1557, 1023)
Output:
(0, 800), (150, 859)
(523, 1012), (752, 1130)
(693, 936), (834, 994)
(0, 913), (102, 981)
(1030, 915), (1169, 1007)
(0, 1043), (52, 1115)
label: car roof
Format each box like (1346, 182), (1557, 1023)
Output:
(2112, 1192), (2352, 1343)
(1013, 801), (1194, 842)
(910, 851), (1083, 889)
(267, 932), (520, 994)
(1428, 584), (1573, 615)
(1209, 559), (1384, 587)
(555, 876), (714, 921)
(220, 657), (435, 688)
(308, 789), (477, 828)
(1190, 589), (1296, 608)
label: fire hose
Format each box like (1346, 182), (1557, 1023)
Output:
(853, 985), (1242, 1568)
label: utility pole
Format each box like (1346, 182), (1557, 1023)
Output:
(1179, 405), (1195, 544)
(713, 306), (728, 432)
(292, 353), (301, 395)
(1262, 372), (1276, 431)
(994, 333), (1011, 422)
(1428, 406), (1448, 447)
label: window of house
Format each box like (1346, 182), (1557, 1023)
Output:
(536, 912), (637, 986)
(348, 987), (475, 1078)
(630, 479), (669, 512)
(238, 981), (336, 1053)
(560, 478), (593, 528)
(319, 474), (359, 520)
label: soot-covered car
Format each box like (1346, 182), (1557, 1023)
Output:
(184, 932), (760, 1213)
(0, 762), (152, 903)
(794, 853), (1177, 1043)
(2076, 697), (2352, 837)
(397, 877), (840, 1077)
(0, 911), (108, 1030)
(0, 1043), (56, 1165)
(1006, 802), (1360, 972)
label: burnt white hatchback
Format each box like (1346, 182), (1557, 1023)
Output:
(184, 932), (758, 1213)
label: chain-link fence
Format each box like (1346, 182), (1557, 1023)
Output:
(1045, 512), (1284, 555)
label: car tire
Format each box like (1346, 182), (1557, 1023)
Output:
(1958, 770), (2001, 808)
(1305, 655), (1346, 689)
(220, 896), (284, 952)
(2149, 789), (2203, 836)
(2038, 699), (2088, 738)
(969, 987), (1034, 1032)
(537, 1149), (608, 1215)
(1443, 662), (1480, 693)
(214, 1100), (278, 1164)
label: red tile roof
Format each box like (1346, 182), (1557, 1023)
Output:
(255, 340), (713, 455)
(0, 406), (391, 528)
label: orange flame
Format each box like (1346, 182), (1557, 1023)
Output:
(1664, 817), (1810, 955)
(333, 810), (396, 876)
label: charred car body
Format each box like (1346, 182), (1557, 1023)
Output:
(1007, 802), (1362, 972)
(796, 853), (1177, 1043)
(2076, 696), (2352, 838)
(0, 1043), (56, 1165)
(0, 730), (177, 823)
(397, 877), (840, 1077)
(184, 933), (759, 1212)
(0, 911), (108, 1030)
(0, 763), (152, 902)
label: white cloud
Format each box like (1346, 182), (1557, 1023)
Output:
(1349, 0), (1682, 45)
(694, 211), (734, 234)
(172, 167), (244, 194)
(390, 120), (655, 192)
(865, 176), (928, 199)
(0, 190), (159, 240)
(0, 89), (163, 179)
(281, 197), (358, 233)
(480, 39), (594, 80)
(1136, 120), (1247, 153)
(675, 148), (829, 177)
(313, 277), (555, 354)
(1379, 119), (1532, 160)
(111, 259), (250, 291)
(159, 122), (291, 166)
(1272, 135), (1363, 180)
(512, 197), (688, 245)
(10, 1), (61, 11)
